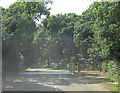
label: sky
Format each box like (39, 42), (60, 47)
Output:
(49, 0), (94, 15)
(0, 0), (95, 15)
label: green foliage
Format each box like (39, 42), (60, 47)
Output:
(73, 2), (119, 82)
(112, 86), (119, 92)
(2, 1), (51, 73)
(34, 13), (79, 68)
(26, 67), (31, 71)
(107, 60), (119, 81)
(102, 61), (107, 72)
(2, 1), (119, 87)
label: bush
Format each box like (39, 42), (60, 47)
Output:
(51, 62), (67, 70)
(107, 60), (119, 81)
(102, 61), (108, 72)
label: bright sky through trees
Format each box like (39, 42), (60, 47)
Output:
(0, 0), (94, 15)
(49, 0), (93, 15)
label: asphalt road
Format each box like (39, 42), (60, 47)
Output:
(3, 68), (112, 92)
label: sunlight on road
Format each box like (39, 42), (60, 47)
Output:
(22, 68), (72, 75)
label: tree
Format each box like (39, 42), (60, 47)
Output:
(2, 1), (51, 73)
(34, 13), (79, 69)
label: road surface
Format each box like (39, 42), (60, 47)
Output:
(3, 68), (112, 92)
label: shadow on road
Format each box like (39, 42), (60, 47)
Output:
(2, 69), (114, 91)
(75, 71), (112, 84)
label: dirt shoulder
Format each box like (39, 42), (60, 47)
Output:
(74, 71), (116, 91)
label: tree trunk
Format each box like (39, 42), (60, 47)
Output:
(47, 58), (50, 68)
(78, 62), (80, 72)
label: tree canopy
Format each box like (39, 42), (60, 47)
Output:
(1, 1), (120, 83)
